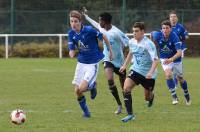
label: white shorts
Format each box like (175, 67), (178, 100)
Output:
(160, 59), (183, 77)
(72, 62), (99, 90)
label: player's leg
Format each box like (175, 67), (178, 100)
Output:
(142, 79), (155, 107)
(181, 43), (187, 58)
(164, 68), (178, 104)
(113, 67), (126, 114)
(104, 61), (122, 114)
(115, 68), (126, 89)
(177, 76), (191, 105)
(85, 63), (99, 100)
(174, 62), (191, 105)
(121, 77), (136, 122)
(121, 70), (138, 122)
(72, 63), (90, 117)
(174, 48), (186, 89)
(173, 74), (178, 89)
(161, 59), (178, 104)
(75, 81), (91, 117)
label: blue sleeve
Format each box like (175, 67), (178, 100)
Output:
(119, 32), (129, 46)
(173, 34), (182, 50)
(179, 25), (188, 40)
(68, 31), (76, 50)
(151, 31), (160, 42)
(184, 30), (189, 36)
(89, 27), (103, 41)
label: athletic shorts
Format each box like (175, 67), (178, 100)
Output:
(160, 59), (183, 77)
(128, 70), (155, 91)
(103, 61), (126, 78)
(72, 62), (99, 90)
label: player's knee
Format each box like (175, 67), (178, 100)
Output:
(108, 79), (115, 88)
(75, 88), (82, 96)
(119, 75), (126, 83)
(145, 96), (149, 101)
(144, 90), (150, 101)
(165, 73), (173, 79)
(165, 70), (173, 79)
(177, 76), (184, 82)
(123, 86), (131, 93)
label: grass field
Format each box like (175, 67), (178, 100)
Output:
(0, 58), (199, 132)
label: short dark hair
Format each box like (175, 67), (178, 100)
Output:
(99, 12), (112, 23)
(133, 22), (145, 30)
(161, 20), (171, 27)
(169, 10), (177, 16)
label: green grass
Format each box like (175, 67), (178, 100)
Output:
(0, 58), (199, 132)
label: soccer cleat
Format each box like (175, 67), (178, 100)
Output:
(90, 82), (97, 100)
(114, 105), (122, 115)
(184, 93), (191, 106)
(90, 88), (97, 99)
(172, 98), (179, 105)
(185, 95), (191, 106)
(83, 112), (91, 118)
(121, 115), (135, 122)
(186, 100), (191, 106)
(147, 94), (154, 107)
(90, 84), (97, 99)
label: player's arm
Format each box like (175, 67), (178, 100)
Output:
(82, 8), (100, 29)
(150, 31), (160, 46)
(146, 42), (158, 79)
(92, 27), (113, 60)
(68, 32), (76, 58)
(119, 51), (132, 73)
(185, 32), (189, 39)
(69, 50), (75, 58)
(102, 34), (113, 60)
(164, 49), (182, 65)
(146, 59), (158, 79)
(169, 49), (182, 62)
(164, 42), (182, 64)
(181, 25), (189, 40)
(118, 34), (129, 47)
(115, 29), (129, 47)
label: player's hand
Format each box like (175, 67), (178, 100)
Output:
(82, 7), (88, 15)
(109, 50), (113, 61)
(146, 72), (153, 79)
(163, 58), (173, 65)
(119, 65), (126, 73)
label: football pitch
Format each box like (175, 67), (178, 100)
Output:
(0, 58), (199, 132)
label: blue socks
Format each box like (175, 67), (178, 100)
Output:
(78, 96), (90, 117)
(180, 80), (190, 101)
(166, 79), (178, 99)
(173, 75), (178, 87)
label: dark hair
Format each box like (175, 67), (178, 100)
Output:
(133, 22), (145, 30)
(161, 20), (171, 27)
(99, 12), (112, 23)
(169, 10), (177, 16)
(69, 10), (81, 21)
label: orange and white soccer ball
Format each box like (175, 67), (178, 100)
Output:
(10, 109), (26, 125)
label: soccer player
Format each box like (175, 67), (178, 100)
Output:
(82, 8), (129, 114)
(169, 10), (189, 55)
(119, 22), (158, 122)
(169, 10), (189, 87)
(152, 20), (191, 105)
(68, 10), (113, 118)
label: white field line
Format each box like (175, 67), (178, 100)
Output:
(0, 109), (197, 114)
(0, 109), (72, 113)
